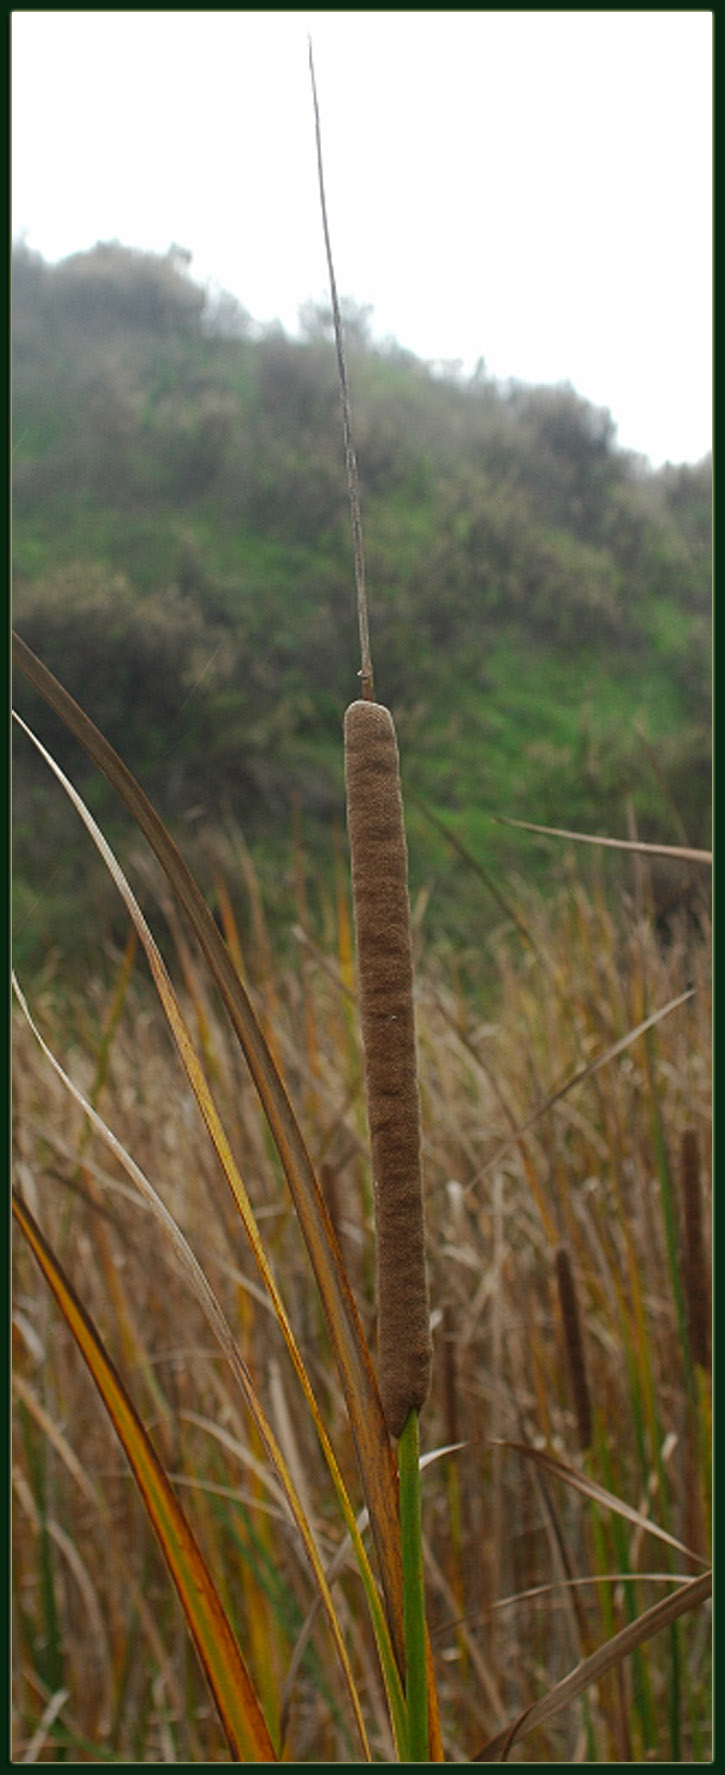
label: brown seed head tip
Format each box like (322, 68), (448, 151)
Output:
(345, 698), (395, 736)
(344, 700), (399, 786)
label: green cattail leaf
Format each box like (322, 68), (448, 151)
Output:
(398, 1410), (428, 1761)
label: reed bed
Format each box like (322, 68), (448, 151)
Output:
(12, 829), (711, 1761)
(12, 56), (710, 1759)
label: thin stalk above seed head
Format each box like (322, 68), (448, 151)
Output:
(309, 40), (432, 1439)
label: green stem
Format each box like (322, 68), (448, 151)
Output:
(398, 1408), (428, 1762)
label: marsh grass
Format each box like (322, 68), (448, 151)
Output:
(11, 50), (710, 1761)
(12, 747), (711, 1758)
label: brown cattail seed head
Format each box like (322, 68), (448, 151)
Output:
(344, 700), (432, 1437)
(555, 1245), (593, 1452)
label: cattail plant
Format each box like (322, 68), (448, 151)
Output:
(309, 42), (432, 1759)
(344, 699), (432, 1437)
(308, 47), (432, 1438)
(11, 46), (712, 1765)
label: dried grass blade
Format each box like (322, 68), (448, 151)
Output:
(12, 634), (407, 1669)
(468, 987), (695, 1189)
(494, 813), (712, 865)
(409, 794), (547, 963)
(491, 1440), (708, 1567)
(11, 692), (400, 1741)
(473, 1570), (711, 1761)
(19, 1686), (71, 1764)
(12, 958), (373, 1746)
(12, 1372), (106, 1516)
(13, 1408), (190, 1729)
(12, 1191), (277, 1763)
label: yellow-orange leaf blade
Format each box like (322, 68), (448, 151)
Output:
(12, 633), (406, 1669)
(12, 1189), (276, 1764)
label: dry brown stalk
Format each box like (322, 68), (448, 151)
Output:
(319, 1159), (343, 1249)
(308, 41), (373, 702)
(441, 1302), (459, 1450)
(679, 1127), (711, 1373)
(344, 698), (432, 1437)
(555, 1245), (593, 1452)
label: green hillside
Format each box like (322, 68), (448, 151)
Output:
(12, 241), (711, 974)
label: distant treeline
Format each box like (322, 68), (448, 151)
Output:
(12, 240), (711, 969)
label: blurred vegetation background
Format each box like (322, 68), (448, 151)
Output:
(12, 240), (711, 979)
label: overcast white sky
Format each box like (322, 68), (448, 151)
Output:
(12, 10), (712, 468)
